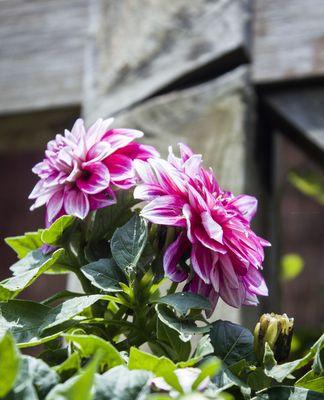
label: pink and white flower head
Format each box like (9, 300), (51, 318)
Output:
(29, 118), (158, 225)
(134, 144), (270, 313)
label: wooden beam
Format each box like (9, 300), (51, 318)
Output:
(0, 0), (87, 114)
(84, 0), (250, 119)
(263, 86), (324, 165)
(252, 0), (324, 83)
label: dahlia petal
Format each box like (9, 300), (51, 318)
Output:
(140, 195), (186, 226)
(133, 159), (157, 184)
(245, 267), (268, 296)
(105, 154), (134, 182)
(259, 237), (271, 247)
(89, 188), (117, 210)
(29, 179), (46, 199)
(184, 275), (218, 315)
(191, 244), (211, 284)
(32, 161), (47, 175)
(219, 280), (243, 308)
(117, 142), (159, 161)
(103, 129), (143, 150)
(133, 184), (165, 200)
(112, 178), (136, 189)
(243, 290), (259, 306)
(86, 141), (113, 164)
(201, 211), (223, 243)
(210, 263), (220, 292)
(71, 119), (87, 159)
(70, 118), (86, 140)
(64, 189), (90, 219)
(230, 194), (258, 222)
(179, 143), (194, 161)
(183, 204), (196, 243)
(168, 146), (182, 169)
(77, 162), (110, 195)
(183, 154), (202, 176)
(194, 226), (226, 253)
(86, 118), (114, 149)
(219, 254), (239, 289)
(187, 184), (208, 212)
(47, 190), (64, 222)
(29, 184), (61, 210)
(65, 160), (80, 183)
(149, 158), (186, 195)
(163, 233), (189, 282)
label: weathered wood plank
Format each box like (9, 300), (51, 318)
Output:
(252, 0), (324, 83)
(84, 0), (250, 119)
(112, 67), (253, 196)
(82, 66), (262, 324)
(0, 0), (87, 114)
(263, 87), (324, 164)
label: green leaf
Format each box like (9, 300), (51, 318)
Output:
(192, 357), (221, 390)
(0, 248), (64, 301)
(264, 334), (324, 382)
(0, 300), (58, 347)
(6, 355), (58, 400)
(213, 364), (250, 394)
(156, 318), (191, 362)
(81, 258), (126, 292)
(0, 331), (20, 397)
(209, 320), (255, 366)
(194, 335), (214, 359)
(54, 352), (81, 381)
(156, 304), (210, 342)
(263, 342), (277, 371)
(0, 295), (102, 347)
(45, 251), (75, 275)
(154, 292), (210, 316)
(43, 295), (103, 332)
(64, 334), (124, 369)
(41, 215), (76, 245)
(296, 370), (324, 392)
(247, 367), (272, 392)
(312, 338), (324, 375)
(5, 230), (44, 259)
(129, 347), (176, 372)
(128, 347), (182, 391)
(281, 253), (304, 281)
(46, 354), (99, 400)
(93, 365), (152, 400)
(252, 385), (324, 400)
(111, 214), (148, 273)
(89, 190), (139, 242)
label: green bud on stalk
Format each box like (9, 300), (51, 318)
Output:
(254, 313), (294, 363)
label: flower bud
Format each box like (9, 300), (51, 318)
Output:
(254, 313), (294, 363)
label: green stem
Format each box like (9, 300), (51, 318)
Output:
(167, 281), (178, 294)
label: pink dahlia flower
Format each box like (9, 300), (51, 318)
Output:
(134, 144), (270, 311)
(29, 118), (158, 225)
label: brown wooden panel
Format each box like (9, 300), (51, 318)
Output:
(252, 0), (324, 83)
(0, 152), (67, 301)
(276, 134), (324, 330)
(0, 0), (87, 114)
(263, 87), (324, 165)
